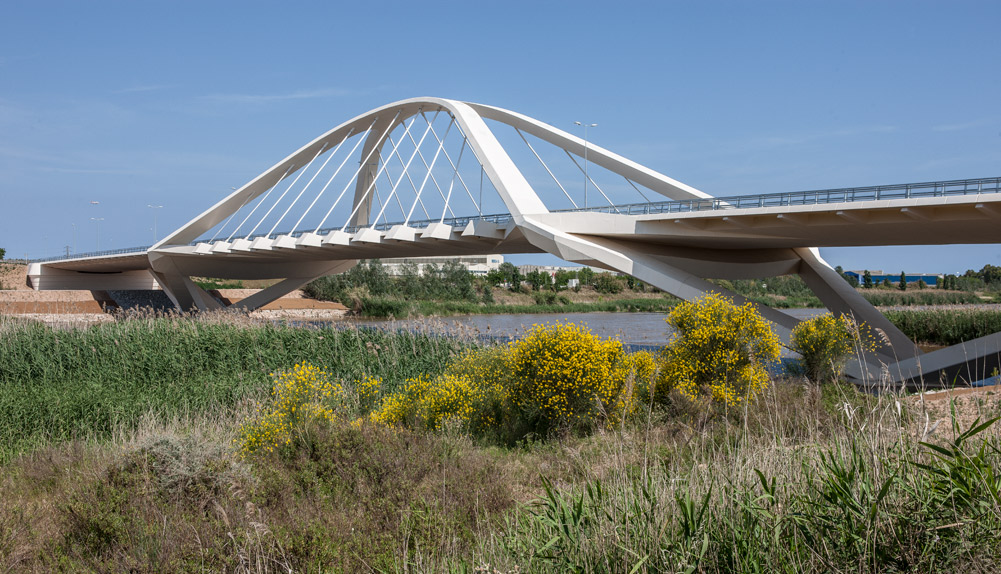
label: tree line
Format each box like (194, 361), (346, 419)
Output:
(303, 260), (648, 305)
(837, 264), (1001, 292)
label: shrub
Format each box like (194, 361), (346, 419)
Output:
(366, 325), (657, 441)
(790, 314), (861, 384)
(656, 293), (779, 407)
(368, 371), (506, 433)
(506, 323), (636, 436)
(236, 362), (341, 457)
(532, 291), (558, 305)
(593, 273), (624, 294)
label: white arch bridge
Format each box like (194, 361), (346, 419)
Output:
(27, 97), (1001, 388)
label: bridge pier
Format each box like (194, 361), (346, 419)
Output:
(147, 252), (356, 313)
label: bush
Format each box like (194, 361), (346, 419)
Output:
(236, 362), (342, 457)
(532, 291), (558, 305)
(593, 273), (624, 294)
(656, 293), (779, 407)
(790, 314), (865, 384)
(506, 323), (637, 436)
(368, 371), (505, 433)
(367, 324), (654, 441)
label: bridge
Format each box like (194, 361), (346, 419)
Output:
(26, 97), (1001, 388)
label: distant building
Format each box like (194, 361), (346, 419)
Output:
(518, 264), (579, 276)
(379, 254), (504, 276)
(844, 270), (942, 286)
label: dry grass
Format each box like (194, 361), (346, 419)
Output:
(1, 380), (1000, 572)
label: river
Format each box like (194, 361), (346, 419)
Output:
(342, 308), (827, 347)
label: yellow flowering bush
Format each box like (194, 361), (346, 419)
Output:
(368, 371), (504, 432)
(790, 314), (872, 384)
(657, 293), (780, 407)
(506, 322), (638, 434)
(366, 325), (655, 440)
(236, 362), (340, 457)
(355, 373), (384, 413)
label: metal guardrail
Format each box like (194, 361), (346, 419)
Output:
(32, 176), (1001, 263)
(558, 176), (1001, 216)
(33, 245), (153, 264)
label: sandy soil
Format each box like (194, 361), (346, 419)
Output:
(0, 263), (31, 290)
(905, 384), (1001, 438)
(0, 265), (347, 323)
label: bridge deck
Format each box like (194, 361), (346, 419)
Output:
(33, 175), (1001, 268)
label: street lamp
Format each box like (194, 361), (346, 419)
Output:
(90, 217), (104, 251)
(71, 222), (77, 254)
(147, 204), (164, 243)
(573, 121), (597, 208)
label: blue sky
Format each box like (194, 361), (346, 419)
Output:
(1, 1), (999, 274)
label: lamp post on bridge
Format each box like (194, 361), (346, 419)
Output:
(70, 222), (77, 254)
(147, 204), (163, 243)
(90, 217), (104, 251)
(573, 121), (597, 208)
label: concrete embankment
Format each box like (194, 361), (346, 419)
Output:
(0, 286), (348, 325)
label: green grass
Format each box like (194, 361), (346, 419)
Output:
(358, 296), (677, 317)
(860, 289), (982, 306)
(884, 308), (1001, 345)
(0, 314), (470, 462)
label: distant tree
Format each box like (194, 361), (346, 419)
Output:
(553, 269), (574, 291)
(881, 278), (893, 289)
(594, 273), (624, 294)
(0, 247), (5, 260)
(480, 282), (494, 304)
(956, 275), (985, 292)
(577, 267), (594, 287)
(498, 262), (523, 292)
(898, 272), (907, 291)
(526, 270), (551, 291)
(369, 260), (393, 295)
(917, 279), (927, 290)
(862, 270), (874, 289)
(485, 269), (505, 287)
(441, 261), (477, 301)
(398, 262), (424, 299)
(978, 264), (1001, 287)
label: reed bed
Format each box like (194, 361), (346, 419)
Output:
(0, 313), (470, 462)
(357, 296), (676, 318)
(861, 290), (983, 307)
(884, 308), (1001, 346)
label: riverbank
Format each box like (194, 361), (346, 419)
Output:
(0, 286), (348, 325)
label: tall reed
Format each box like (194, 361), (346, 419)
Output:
(0, 313), (469, 461)
(884, 308), (1001, 345)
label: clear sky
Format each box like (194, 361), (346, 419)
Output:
(1, 1), (999, 274)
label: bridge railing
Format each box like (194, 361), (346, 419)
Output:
(32, 245), (153, 264)
(559, 176), (1001, 216)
